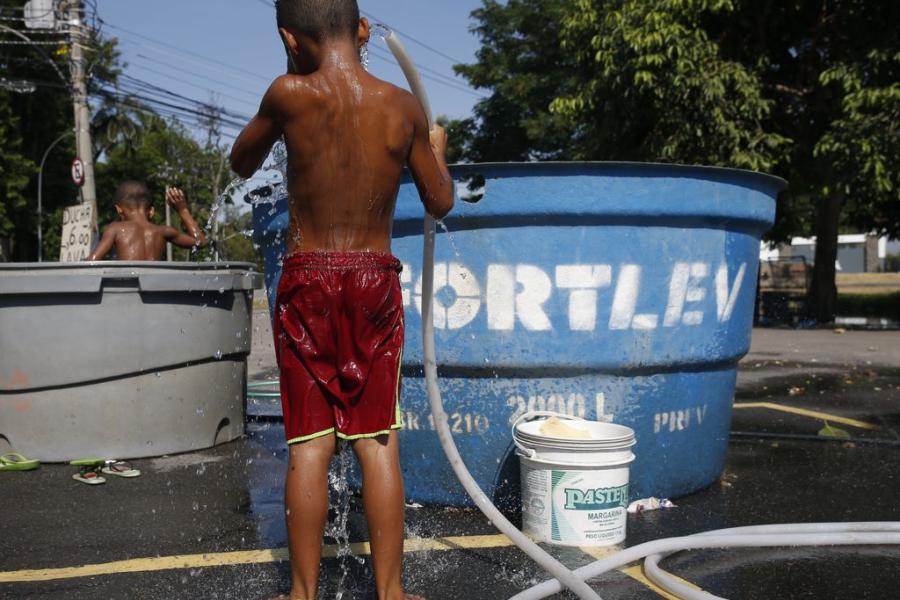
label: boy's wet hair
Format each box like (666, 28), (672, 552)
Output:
(276, 0), (360, 41)
(114, 181), (151, 209)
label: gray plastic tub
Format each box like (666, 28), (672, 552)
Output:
(0, 262), (263, 461)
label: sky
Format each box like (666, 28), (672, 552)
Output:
(97, 0), (487, 143)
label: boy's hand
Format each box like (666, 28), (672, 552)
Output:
(166, 187), (189, 211)
(429, 125), (448, 158)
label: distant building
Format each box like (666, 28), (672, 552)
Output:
(760, 234), (896, 273)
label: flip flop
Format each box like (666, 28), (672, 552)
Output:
(0, 453), (40, 471)
(101, 460), (141, 478)
(72, 465), (106, 485)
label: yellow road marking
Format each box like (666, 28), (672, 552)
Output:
(733, 401), (880, 431)
(580, 546), (706, 599)
(0, 532), (703, 599)
(0, 534), (515, 584)
(619, 565), (705, 600)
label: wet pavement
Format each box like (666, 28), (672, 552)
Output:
(2, 321), (899, 599)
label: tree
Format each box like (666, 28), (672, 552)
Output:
(0, 91), (34, 261)
(0, 4), (252, 264)
(454, 0), (577, 162)
(458, 0), (900, 323)
(553, 0), (788, 170)
(1, 0), (77, 261)
(711, 0), (899, 322)
(93, 112), (231, 261)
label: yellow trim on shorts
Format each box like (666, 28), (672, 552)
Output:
(286, 428), (336, 446)
(335, 423), (403, 441)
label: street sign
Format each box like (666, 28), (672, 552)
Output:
(59, 202), (95, 262)
(71, 158), (85, 187)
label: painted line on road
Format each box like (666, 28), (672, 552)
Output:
(733, 401), (880, 430)
(0, 531), (705, 599)
(0, 534), (515, 584)
(580, 546), (708, 599)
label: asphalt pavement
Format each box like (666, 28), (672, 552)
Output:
(1, 319), (898, 600)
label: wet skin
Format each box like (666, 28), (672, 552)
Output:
(230, 23), (453, 254)
(231, 17), (451, 600)
(85, 188), (207, 261)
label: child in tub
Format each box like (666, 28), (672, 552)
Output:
(230, 1), (453, 598)
(85, 182), (206, 261)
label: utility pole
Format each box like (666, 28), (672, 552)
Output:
(64, 0), (97, 211)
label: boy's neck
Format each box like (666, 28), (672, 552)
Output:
(303, 39), (362, 74)
(123, 212), (150, 224)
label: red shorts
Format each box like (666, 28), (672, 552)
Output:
(274, 251), (405, 444)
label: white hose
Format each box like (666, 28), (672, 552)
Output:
(381, 30), (603, 600)
(512, 523), (900, 600)
(381, 28), (900, 600)
(643, 522), (900, 600)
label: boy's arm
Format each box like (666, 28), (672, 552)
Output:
(230, 77), (290, 178)
(85, 225), (116, 261)
(406, 97), (454, 219)
(164, 187), (207, 249)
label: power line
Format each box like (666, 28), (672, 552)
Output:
(360, 9), (467, 65)
(132, 53), (262, 100)
(368, 45), (485, 97)
(98, 18), (272, 83)
(125, 62), (260, 109)
(113, 36), (271, 87)
(248, 1), (469, 66)
(94, 87), (246, 132)
(114, 73), (252, 121)
(250, 0), (477, 95)
(0, 38), (66, 45)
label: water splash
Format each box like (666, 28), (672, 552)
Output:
(326, 443), (364, 598)
(359, 42), (370, 71)
(434, 219), (463, 262)
(370, 23), (392, 42)
(204, 177), (246, 242)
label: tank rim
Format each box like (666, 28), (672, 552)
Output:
(0, 261), (260, 271)
(444, 161), (788, 191)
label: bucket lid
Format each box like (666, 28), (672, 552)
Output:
(514, 419), (636, 450)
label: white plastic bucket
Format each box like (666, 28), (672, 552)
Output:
(513, 411), (636, 547)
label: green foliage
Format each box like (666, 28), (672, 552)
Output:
(216, 207), (262, 270)
(885, 255), (900, 273)
(435, 115), (473, 164)
(458, 0), (899, 322)
(454, 0), (577, 161)
(818, 421), (851, 439)
(0, 6), (241, 263)
(815, 50), (900, 238)
(837, 293), (900, 322)
(93, 111), (241, 263)
(0, 92), (35, 256)
(552, 0), (788, 169)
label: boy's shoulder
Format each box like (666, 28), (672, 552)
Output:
(267, 72), (418, 113)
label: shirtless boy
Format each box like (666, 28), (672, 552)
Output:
(230, 1), (453, 599)
(85, 182), (206, 261)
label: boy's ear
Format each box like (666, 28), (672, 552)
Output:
(148, 206), (156, 219)
(115, 204), (125, 219)
(358, 17), (370, 48)
(279, 27), (301, 72)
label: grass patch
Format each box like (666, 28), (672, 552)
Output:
(838, 292), (900, 321)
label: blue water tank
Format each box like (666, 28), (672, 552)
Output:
(253, 162), (785, 505)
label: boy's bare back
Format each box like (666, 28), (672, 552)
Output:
(86, 186), (206, 262)
(231, 47), (453, 255)
(102, 220), (171, 261)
